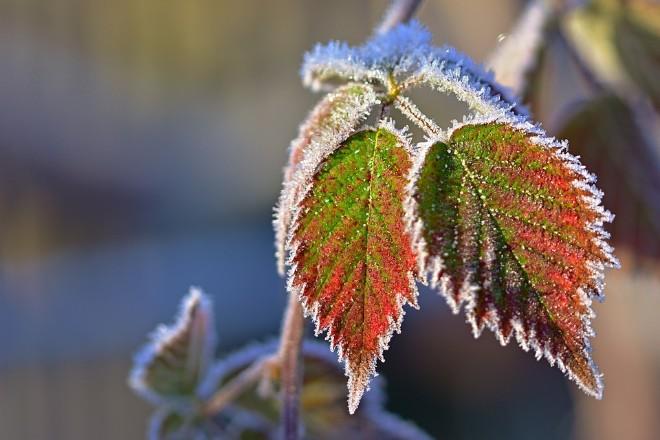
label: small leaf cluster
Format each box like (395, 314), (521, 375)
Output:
(274, 20), (618, 413)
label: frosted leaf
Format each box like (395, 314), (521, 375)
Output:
(129, 287), (216, 407)
(557, 94), (660, 260)
(301, 20), (527, 117)
(409, 114), (618, 398)
(286, 125), (419, 414)
(404, 45), (527, 118)
(274, 83), (379, 275)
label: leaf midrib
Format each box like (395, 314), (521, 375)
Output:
(450, 142), (566, 344)
(456, 143), (594, 381)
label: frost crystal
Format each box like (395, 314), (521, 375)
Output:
(286, 125), (418, 413)
(274, 83), (379, 275)
(277, 17), (619, 413)
(302, 20), (528, 117)
(409, 113), (618, 398)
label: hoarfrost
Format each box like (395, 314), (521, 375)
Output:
(302, 20), (528, 117)
(273, 83), (379, 275)
(407, 112), (619, 399)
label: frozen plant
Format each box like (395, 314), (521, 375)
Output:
(127, 0), (660, 438)
(277, 1), (618, 416)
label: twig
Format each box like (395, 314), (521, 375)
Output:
(202, 355), (278, 416)
(278, 292), (305, 440)
(486, 0), (552, 97)
(395, 95), (442, 137)
(377, 0), (424, 35)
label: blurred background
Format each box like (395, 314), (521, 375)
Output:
(0, 0), (658, 439)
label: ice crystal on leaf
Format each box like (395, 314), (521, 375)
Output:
(278, 20), (618, 413)
(287, 124), (418, 414)
(274, 83), (379, 275)
(409, 115), (618, 397)
(302, 20), (527, 116)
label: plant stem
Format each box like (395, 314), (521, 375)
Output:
(278, 291), (305, 439)
(394, 95), (441, 137)
(376, 0), (424, 35)
(202, 355), (277, 416)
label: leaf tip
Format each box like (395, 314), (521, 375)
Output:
(129, 286), (215, 404)
(570, 356), (604, 400)
(347, 368), (370, 415)
(345, 350), (382, 414)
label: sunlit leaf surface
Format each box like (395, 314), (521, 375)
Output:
(411, 120), (618, 397)
(288, 127), (418, 413)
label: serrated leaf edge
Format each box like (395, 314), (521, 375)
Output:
(407, 113), (619, 399)
(274, 84), (380, 275)
(285, 121), (419, 413)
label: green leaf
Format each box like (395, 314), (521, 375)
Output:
(287, 125), (419, 413)
(130, 288), (216, 406)
(411, 119), (618, 398)
(274, 83), (378, 275)
(557, 94), (660, 260)
(565, 0), (660, 107)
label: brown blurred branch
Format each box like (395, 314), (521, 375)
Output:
(486, 0), (552, 97)
(377, 0), (424, 35)
(278, 292), (305, 439)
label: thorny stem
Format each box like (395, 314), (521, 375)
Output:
(278, 291), (305, 439)
(202, 354), (278, 416)
(377, 0), (424, 35)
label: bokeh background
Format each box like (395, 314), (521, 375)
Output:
(0, 0), (658, 439)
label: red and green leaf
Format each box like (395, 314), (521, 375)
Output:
(274, 83), (378, 275)
(411, 118), (618, 397)
(287, 125), (418, 413)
